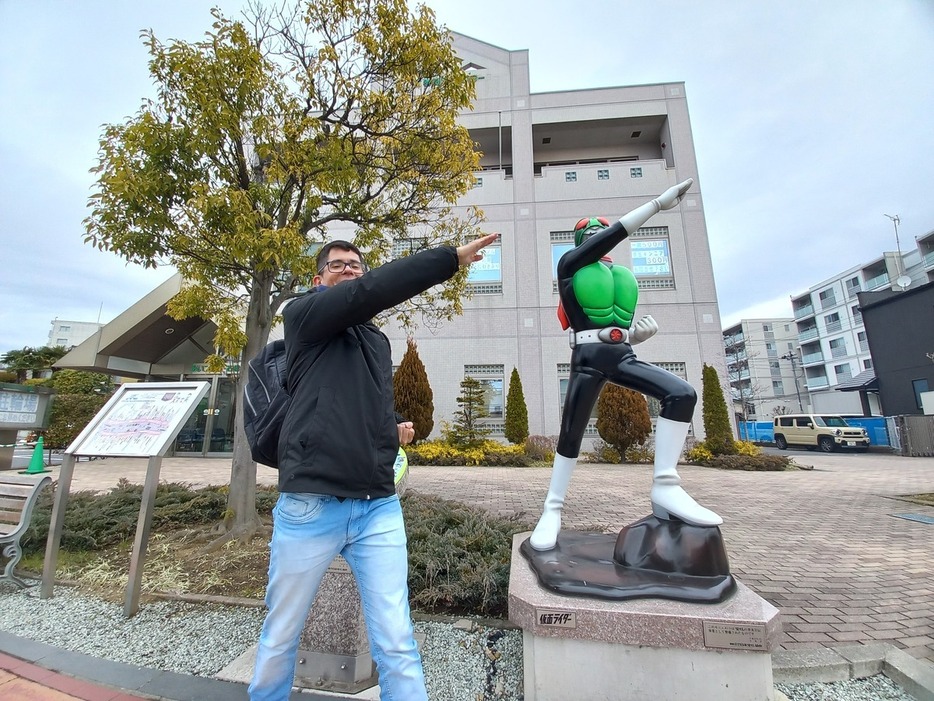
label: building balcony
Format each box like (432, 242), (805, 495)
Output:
(923, 250), (934, 269)
(798, 326), (819, 342)
(534, 159), (670, 203)
(864, 272), (890, 290)
(825, 321), (842, 333)
(802, 352), (825, 366)
(806, 376), (830, 389)
(458, 169), (514, 206)
(830, 346), (848, 359)
(793, 304), (815, 320)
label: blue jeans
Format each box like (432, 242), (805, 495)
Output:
(249, 493), (427, 701)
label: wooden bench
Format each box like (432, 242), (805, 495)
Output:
(0, 472), (53, 588)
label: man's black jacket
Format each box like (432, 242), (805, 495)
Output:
(278, 246), (459, 498)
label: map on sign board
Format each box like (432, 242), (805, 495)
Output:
(67, 382), (210, 457)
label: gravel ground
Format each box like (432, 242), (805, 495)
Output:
(0, 582), (919, 701)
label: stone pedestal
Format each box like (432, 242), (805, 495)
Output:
(509, 533), (782, 701)
(294, 556), (377, 693)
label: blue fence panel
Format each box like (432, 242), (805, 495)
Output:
(737, 421), (774, 442)
(738, 417), (890, 446)
(843, 417), (889, 446)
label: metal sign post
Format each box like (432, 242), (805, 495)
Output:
(40, 381), (210, 616)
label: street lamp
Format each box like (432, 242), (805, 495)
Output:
(780, 352), (804, 412)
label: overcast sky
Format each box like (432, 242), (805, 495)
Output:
(2, 0), (933, 352)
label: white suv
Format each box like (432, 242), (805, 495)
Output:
(773, 414), (870, 453)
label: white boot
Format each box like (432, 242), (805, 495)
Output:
(651, 417), (722, 527)
(529, 453), (577, 550)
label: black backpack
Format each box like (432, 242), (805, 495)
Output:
(243, 339), (289, 468)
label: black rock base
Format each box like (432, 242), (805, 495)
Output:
(519, 516), (736, 603)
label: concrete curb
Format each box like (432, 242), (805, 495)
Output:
(774, 643), (934, 700)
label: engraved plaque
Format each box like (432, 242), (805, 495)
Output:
(536, 609), (577, 629)
(703, 621), (767, 651)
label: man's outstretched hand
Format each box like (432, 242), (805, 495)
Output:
(456, 233), (500, 268)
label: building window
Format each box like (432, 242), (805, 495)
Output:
(770, 360), (782, 377)
(863, 358), (873, 370)
(464, 364), (504, 418)
(857, 331), (868, 352)
(56, 338), (68, 345)
(829, 337), (847, 358)
(59, 325), (71, 332)
(597, 169), (610, 180)
(391, 237), (428, 257)
(912, 379), (929, 410)
(818, 288), (836, 308)
(851, 305), (862, 325)
(630, 167), (643, 178)
(772, 380), (784, 394)
(467, 244), (502, 294)
(565, 171), (577, 182)
(550, 231), (575, 292)
(824, 312), (841, 333)
(762, 324), (772, 332)
(834, 363), (852, 381)
(473, 177), (483, 188)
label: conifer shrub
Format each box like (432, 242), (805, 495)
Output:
(392, 338), (434, 442)
(701, 363), (736, 455)
(595, 384), (652, 459)
(503, 367), (529, 445)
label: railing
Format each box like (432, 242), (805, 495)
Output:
(819, 296), (837, 310)
(794, 304), (815, 319)
(802, 352), (824, 365)
(831, 346), (848, 359)
(806, 376), (830, 389)
(798, 327), (819, 342)
(864, 272), (890, 290)
(923, 250), (934, 268)
(825, 320), (843, 333)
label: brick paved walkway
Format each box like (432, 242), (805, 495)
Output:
(41, 451), (934, 664)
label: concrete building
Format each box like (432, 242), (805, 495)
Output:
(375, 33), (728, 443)
(57, 32), (729, 455)
(789, 226), (934, 415)
(722, 319), (807, 422)
(47, 319), (104, 349)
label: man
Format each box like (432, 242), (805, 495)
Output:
(529, 179), (721, 552)
(249, 233), (498, 701)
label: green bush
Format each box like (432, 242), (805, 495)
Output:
(406, 439), (532, 466)
(623, 444), (654, 464)
(583, 439), (622, 464)
(403, 492), (531, 617)
(704, 454), (793, 471)
(21, 480), (279, 555)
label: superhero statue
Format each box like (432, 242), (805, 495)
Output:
(529, 178), (722, 551)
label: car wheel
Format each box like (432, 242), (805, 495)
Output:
(819, 436), (835, 453)
(775, 435), (787, 450)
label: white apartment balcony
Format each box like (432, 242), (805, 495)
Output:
(807, 376), (830, 389)
(864, 272), (890, 290)
(802, 351), (825, 366)
(923, 250), (934, 269)
(793, 303), (815, 320)
(825, 320), (843, 333)
(798, 326), (819, 342)
(533, 159), (671, 203)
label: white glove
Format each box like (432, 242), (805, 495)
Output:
(629, 315), (658, 345)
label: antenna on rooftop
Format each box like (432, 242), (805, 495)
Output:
(883, 214), (911, 290)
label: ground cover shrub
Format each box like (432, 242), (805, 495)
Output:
(406, 439), (532, 466)
(703, 454), (794, 471)
(19, 481), (532, 619)
(403, 491), (531, 617)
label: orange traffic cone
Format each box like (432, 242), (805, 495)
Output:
(19, 436), (51, 475)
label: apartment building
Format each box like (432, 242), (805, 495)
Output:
(789, 227), (934, 415)
(722, 319), (807, 421)
(47, 319), (103, 349)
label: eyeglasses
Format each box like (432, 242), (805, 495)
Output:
(320, 259), (364, 274)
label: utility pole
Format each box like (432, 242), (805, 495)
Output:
(781, 352), (804, 412)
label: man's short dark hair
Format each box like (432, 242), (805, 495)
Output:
(316, 240), (365, 273)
